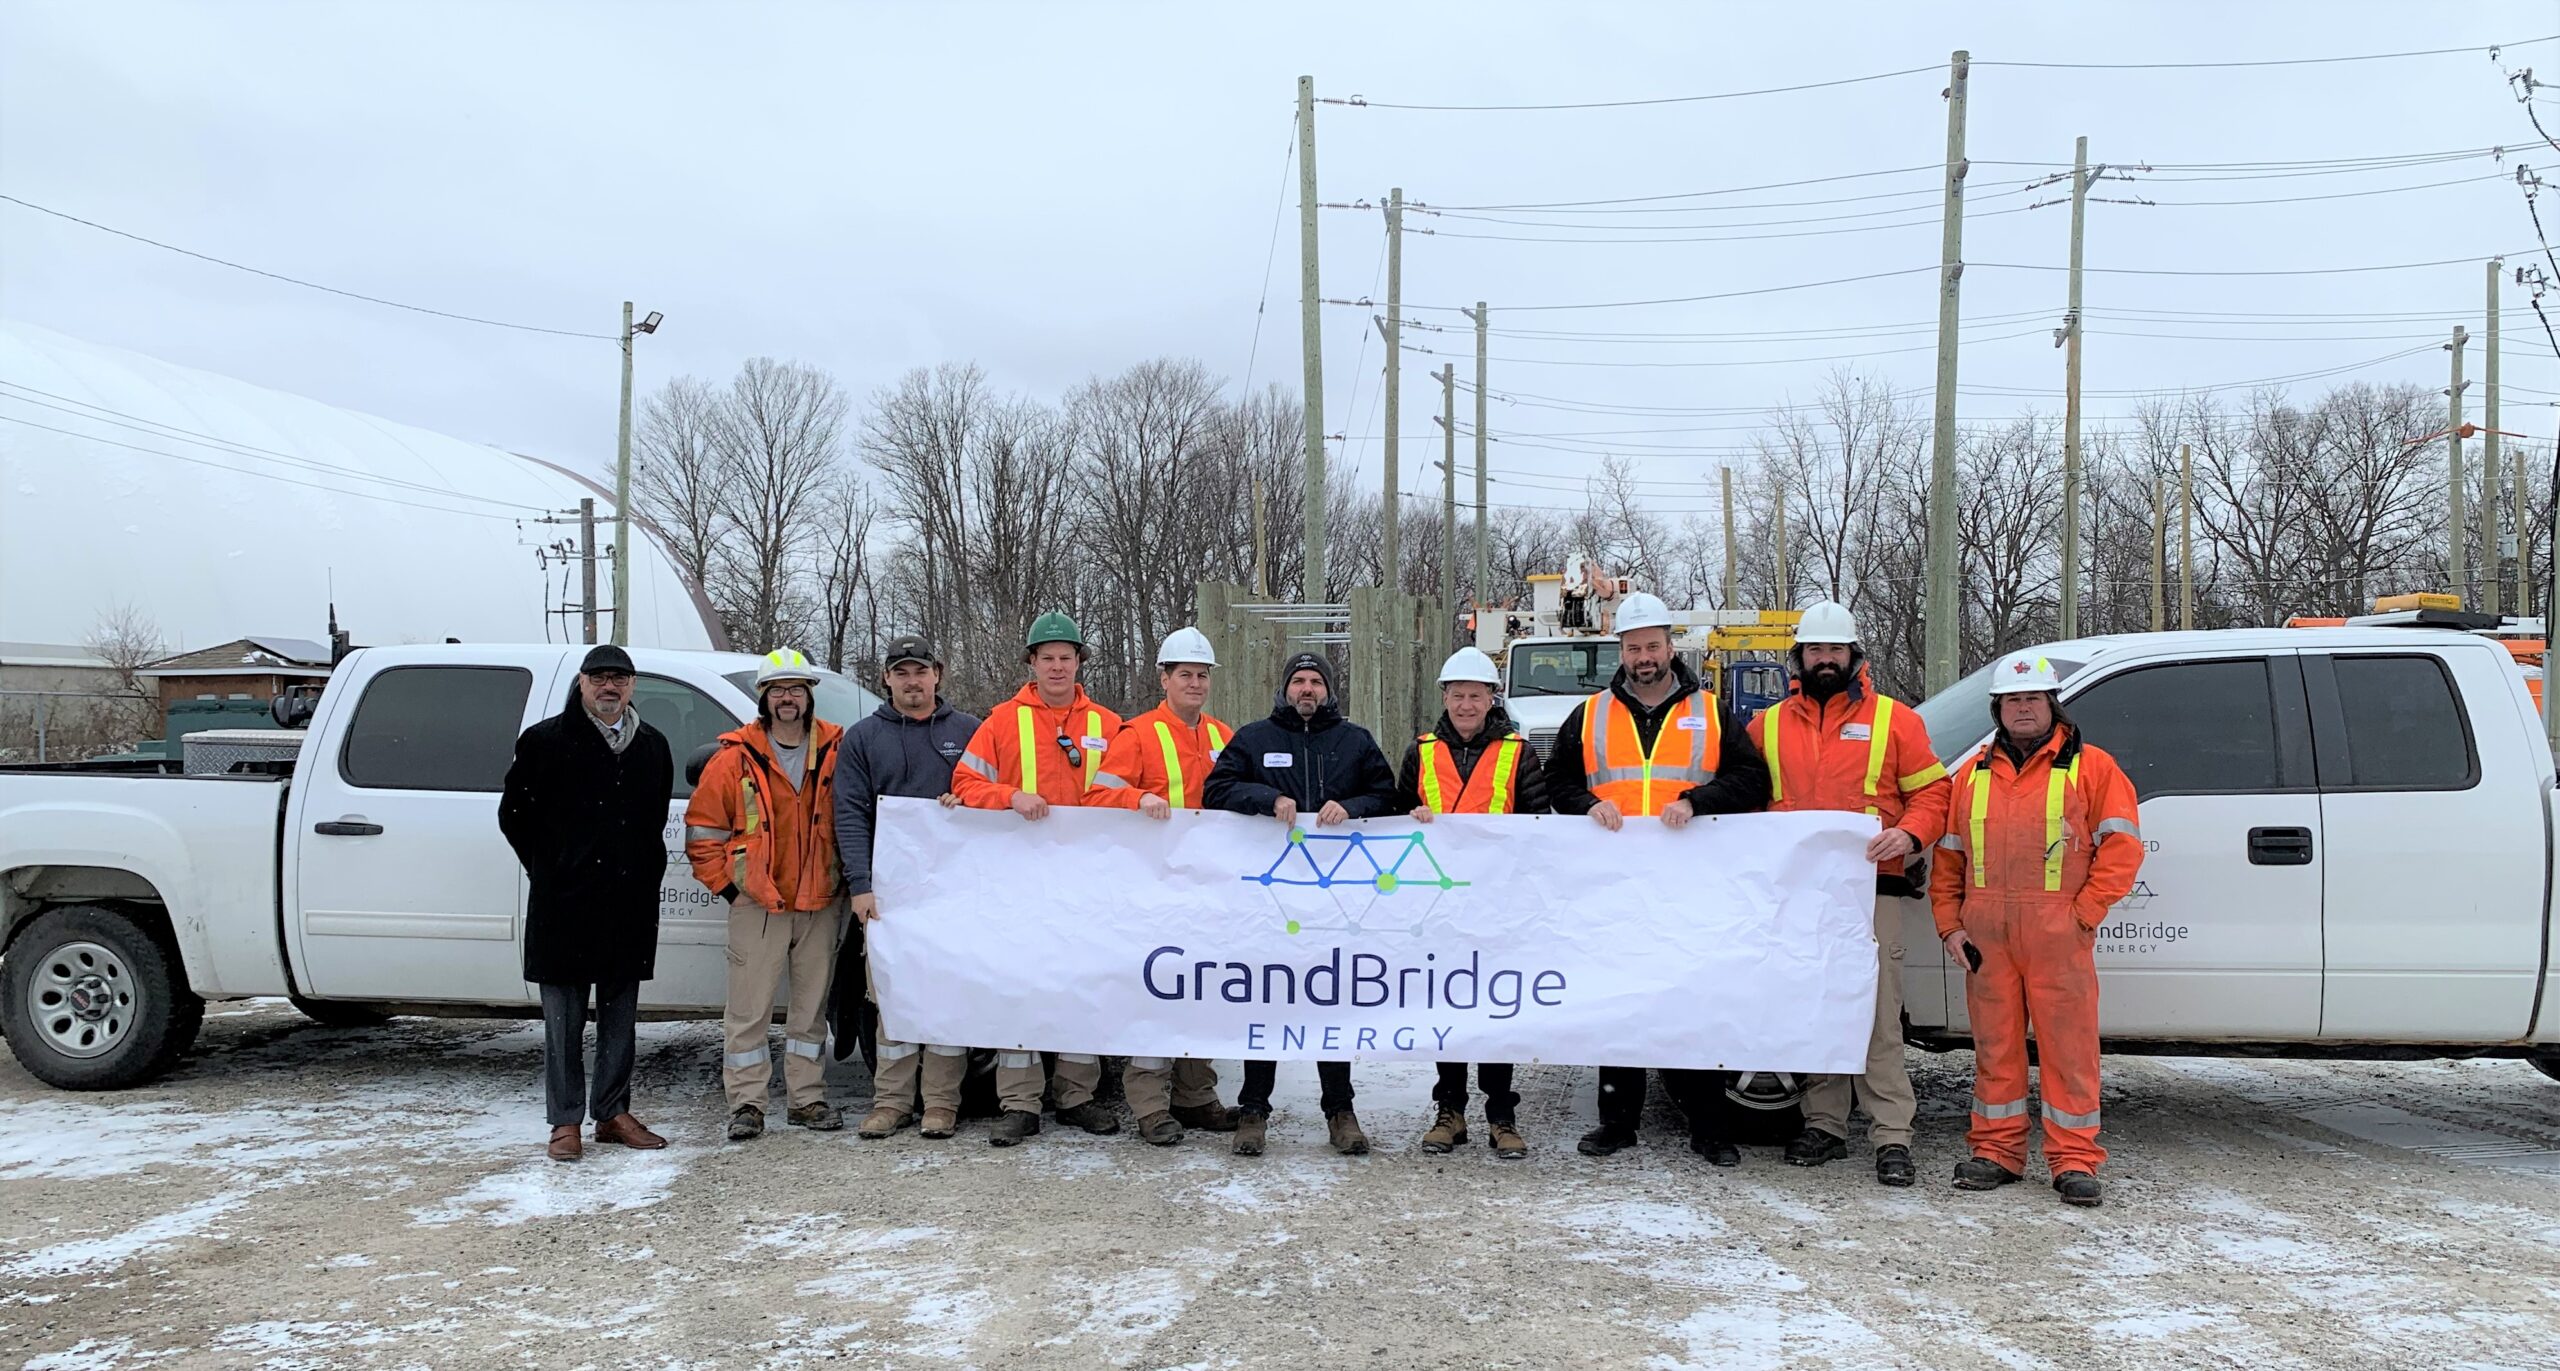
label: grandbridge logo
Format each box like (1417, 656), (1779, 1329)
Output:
(1241, 829), (1467, 937)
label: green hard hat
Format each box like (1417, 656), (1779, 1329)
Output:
(1025, 611), (1085, 652)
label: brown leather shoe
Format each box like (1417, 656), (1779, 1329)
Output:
(594, 1113), (667, 1150)
(547, 1124), (583, 1163)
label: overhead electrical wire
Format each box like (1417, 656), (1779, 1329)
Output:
(1237, 117), (1298, 399)
(0, 414), (533, 522)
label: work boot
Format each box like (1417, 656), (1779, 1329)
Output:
(726, 1105), (765, 1142)
(1136, 1111), (1185, 1146)
(1690, 1133), (1742, 1168)
(788, 1102), (843, 1132)
(1952, 1156), (2023, 1191)
(2053, 1170), (2104, 1207)
(1875, 1144), (1916, 1188)
(856, 1106), (910, 1140)
(1327, 1111), (1371, 1156)
(1055, 1100), (1122, 1136)
(918, 1107), (959, 1139)
(1420, 1108), (1469, 1155)
(1171, 1101), (1239, 1133)
(547, 1124), (582, 1163)
(1577, 1123), (1638, 1158)
(988, 1109), (1041, 1148)
(1487, 1119), (1528, 1160)
(1785, 1126), (1849, 1167)
(1232, 1114), (1268, 1157)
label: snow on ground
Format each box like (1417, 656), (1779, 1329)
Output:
(1, 1001), (2556, 1368)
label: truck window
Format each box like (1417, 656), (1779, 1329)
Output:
(1508, 642), (1619, 698)
(339, 666), (532, 793)
(634, 675), (741, 799)
(2068, 658), (2286, 797)
(2327, 654), (2476, 790)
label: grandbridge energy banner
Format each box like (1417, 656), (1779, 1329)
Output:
(869, 799), (1879, 1072)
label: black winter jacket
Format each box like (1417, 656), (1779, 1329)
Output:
(832, 697), (983, 898)
(1205, 689), (1400, 819)
(1541, 658), (1770, 818)
(1392, 708), (1553, 815)
(499, 697), (675, 985)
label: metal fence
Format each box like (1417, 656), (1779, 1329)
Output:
(1194, 582), (1445, 751)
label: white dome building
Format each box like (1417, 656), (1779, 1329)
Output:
(0, 319), (725, 663)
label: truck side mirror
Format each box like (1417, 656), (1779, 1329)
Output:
(685, 742), (718, 788)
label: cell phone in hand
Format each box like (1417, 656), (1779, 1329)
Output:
(1962, 941), (1983, 973)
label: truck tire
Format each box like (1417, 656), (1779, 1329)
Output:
(1, 905), (204, 1090)
(287, 996), (393, 1029)
(2531, 1055), (2560, 1085)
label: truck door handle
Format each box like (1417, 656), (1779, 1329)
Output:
(2247, 825), (2312, 865)
(314, 819), (384, 837)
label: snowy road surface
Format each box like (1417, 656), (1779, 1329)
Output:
(4, 1001), (2557, 1369)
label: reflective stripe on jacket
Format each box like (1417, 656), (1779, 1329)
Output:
(950, 683), (1125, 809)
(1089, 704), (1232, 810)
(1927, 726), (2143, 936)
(1581, 688), (1718, 817)
(1746, 671), (1952, 878)
(683, 717), (846, 913)
(1417, 731), (1526, 814)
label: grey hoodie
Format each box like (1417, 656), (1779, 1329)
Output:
(832, 696), (983, 897)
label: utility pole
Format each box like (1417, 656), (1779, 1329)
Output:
(1380, 187), (1403, 590)
(2178, 442), (2194, 630)
(1922, 49), (1971, 695)
(2449, 325), (2469, 602)
(1297, 76), (1327, 603)
(1472, 299), (1490, 609)
(2485, 258), (2504, 614)
(579, 497), (600, 645)
(1440, 364), (1456, 633)
(1721, 467), (1737, 607)
(1774, 489), (1789, 609)
(612, 302), (634, 646)
(2059, 136), (2089, 641)
(2517, 448), (2531, 617)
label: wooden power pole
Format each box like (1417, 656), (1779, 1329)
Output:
(2485, 258), (2504, 615)
(1380, 186), (1403, 591)
(1922, 49), (1971, 695)
(2178, 442), (2194, 630)
(1472, 300), (1489, 610)
(1296, 76), (1327, 603)
(1439, 364), (1457, 637)
(2060, 135), (2089, 640)
(2449, 324), (2469, 602)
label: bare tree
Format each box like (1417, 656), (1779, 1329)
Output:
(813, 472), (880, 674)
(709, 358), (848, 652)
(631, 376), (727, 593)
(84, 602), (164, 698)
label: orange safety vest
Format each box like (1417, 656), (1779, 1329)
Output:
(682, 718), (845, 913)
(1928, 727), (2143, 934)
(1091, 705), (1232, 811)
(1415, 731), (1526, 815)
(951, 684), (1123, 810)
(1580, 688), (1719, 817)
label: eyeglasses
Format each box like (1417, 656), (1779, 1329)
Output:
(586, 671), (634, 685)
(1056, 734), (1082, 763)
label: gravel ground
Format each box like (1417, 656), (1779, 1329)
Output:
(4, 1000), (2558, 1370)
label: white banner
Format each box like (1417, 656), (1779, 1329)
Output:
(869, 798), (1879, 1072)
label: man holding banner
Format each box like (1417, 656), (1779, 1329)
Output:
(1396, 646), (1550, 1161)
(1541, 591), (1770, 1165)
(950, 611), (1127, 1147)
(1204, 651), (1402, 1158)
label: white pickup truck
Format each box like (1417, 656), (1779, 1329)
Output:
(0, 643), (880, 1089)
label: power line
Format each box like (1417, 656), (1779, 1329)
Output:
(1978, 251), (2540, 278)
(0, 414), (533, 521)
(1971, 37), (2554, 71)
(1399, 327), (2049, 369)
(1342, 264), (1940, 314)
(1323, 64), (1942, 112)
(1238, 118), (1297, 398)
(0, 194), (618, 340)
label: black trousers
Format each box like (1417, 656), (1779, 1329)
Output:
(1596, 1065), (1732, 1138)
(540, 979), (639, 1126)
(1235, 1059), (1355, 1117)
(1434, 1062), (1518, 1124)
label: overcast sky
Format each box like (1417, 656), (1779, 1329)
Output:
(6, 1), (2558, 521)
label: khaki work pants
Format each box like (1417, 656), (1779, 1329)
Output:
(996, 1052), (1100, 1114)
(722, 901), (845, 1112)
(1802, 894), (1919, 1148)
(1122, 1057), (1222, 1119)
(866, 961), (967, 1119)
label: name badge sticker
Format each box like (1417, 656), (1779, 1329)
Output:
(1675, 716), (1709, 731)
(1081, 735), (1109, 750)
(1262, 751), (1295, 766)
(1841, 723), (1872, 741)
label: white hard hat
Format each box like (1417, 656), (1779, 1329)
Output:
(1795, 600), (1859, 645)
(755, 647), (823, 691)
(1436, 646), (1502, 686)
(1986, 650), (2063, 695)
(1614, 591), (1675, 636)
(1156, 626), (1217, 667)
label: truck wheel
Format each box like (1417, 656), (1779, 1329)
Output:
(2531, 1055), (2560, 1085)
(287, 996), (393, 1029)
(1, 906), (203, 1090)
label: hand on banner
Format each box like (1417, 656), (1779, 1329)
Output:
(1010, 791), (1050, 821)
(850, 892), (879, 923)
(937, 792), (960, 808)
(1865, 827), (1919, 864)
(1272, 797), (1298, 827)
(1588, 800), (1624, 832)
(1661, 798), (1695, 830)
(1139, 793), (1171, 820)
(1409, 805), (1434, 823)
(1316, 800), (1350, 827)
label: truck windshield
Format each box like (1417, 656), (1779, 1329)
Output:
(1913, 654), (2086, 762)
(1508, 641), (1619, 698)
(721, 670), (883, 726)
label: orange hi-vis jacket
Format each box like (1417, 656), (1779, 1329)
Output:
(1747, 670), (1952, 880)
(1580, 688), (1720, 817)
(1089, 703), (1233, 811)
(951, 683), (1126, 810)
(1928, 726), (2143, 936)
(1416, 730), (1530, 814)
(683, 717), (846, 913)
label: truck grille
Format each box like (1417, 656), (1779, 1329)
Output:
(1526, 727), (1559, 762)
